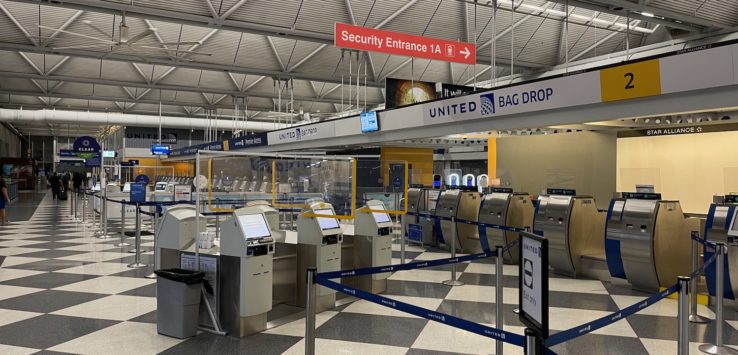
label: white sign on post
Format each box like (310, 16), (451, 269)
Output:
(174, 184), (192, 201)
(519, 233), (549, 338)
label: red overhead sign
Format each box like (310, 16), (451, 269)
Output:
(334, 22), (476, 65)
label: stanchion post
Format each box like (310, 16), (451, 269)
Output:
(116, 200), (130, 247)
(678, 276), (690, 355)
(443, 216), (464, 286)
(690, 232), (710, 324)
(146, 206), (159, 279)
(400, 215), (406, 264)
(305, 267), (317, 355)
(127, 203), (147, 269)
(82, 192), (86, 224)
(700, 243), (738, 355)
(524, 328), (542, 355)
(495, 245), (504, 355)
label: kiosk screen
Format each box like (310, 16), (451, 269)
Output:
(238, 214), (272, 239)
(371, 204), (392, 224)
(315, 208), (340, 230)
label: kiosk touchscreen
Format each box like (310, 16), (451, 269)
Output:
(218, 207), (275, 336)
(703, 196), (738, 302)
(352, 200), (393, 293)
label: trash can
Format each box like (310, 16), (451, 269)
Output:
(155, 268), (205, 338)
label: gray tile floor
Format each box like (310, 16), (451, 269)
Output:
(0, 191), (736, 354)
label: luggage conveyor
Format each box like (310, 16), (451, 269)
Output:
(403, 186), (441, 246)
(534, 189), (606, 277)
(434, 186), (482, 253)
(703, 195), (738, 307)
(605, 192), (699, 293)
(477, 187), (534, 263)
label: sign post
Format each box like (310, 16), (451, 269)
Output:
(334, 22), (476, 65)
(519, 232), (549, 355)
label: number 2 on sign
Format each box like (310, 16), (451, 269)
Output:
(624, 73), (635, 90)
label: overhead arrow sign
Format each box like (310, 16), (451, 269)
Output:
(334, 22), (476, 65)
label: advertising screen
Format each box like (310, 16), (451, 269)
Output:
(238, 214), (272, 239)
(314, 208), (340, 230)
(360, 112), (379, 133)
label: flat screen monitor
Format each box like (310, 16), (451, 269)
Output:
(360, 112), (379, 133)
(314, 208), (340, 230)
(729, 209), (738, 237)
(371, 204), (392, 224)
(155, 182), (167, 192)
(122, 182), (131, 192)
(238, 214), (272, 239)
(102, 150), (116, 158)
(151, 144), (170, 155)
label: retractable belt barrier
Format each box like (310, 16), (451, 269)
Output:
(544, 250), (719, 347)
(691, 233), (717, 251)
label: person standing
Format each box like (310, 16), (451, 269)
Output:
(49, 173), (61, 200)
(0, 179), (10, 225)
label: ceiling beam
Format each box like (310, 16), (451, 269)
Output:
(0, 2), (39, 46)
(583, 0), (720, 30)
(220, 0), (248, 21)
(0, 43), (384, 88)
(0, 72), (384, 105)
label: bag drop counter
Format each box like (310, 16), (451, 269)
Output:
(605, 192), (698, 293)
(403, 187), (441, 246)
(477, 188), (534, 262)
(534, 189), (606, 277)
(703, 195), (738, 305)
(434, 187), (482, 253)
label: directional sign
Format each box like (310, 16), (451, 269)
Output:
(334, 22), (476, 65)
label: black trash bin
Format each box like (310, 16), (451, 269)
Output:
(155, 268), (205, 338)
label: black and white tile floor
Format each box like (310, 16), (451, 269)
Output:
(0, 192), (737, 354)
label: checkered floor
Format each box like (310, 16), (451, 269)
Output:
(0, 192), (737, 354)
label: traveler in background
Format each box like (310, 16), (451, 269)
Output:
(62, 173), (70, 193)
(49, 173), (61, 200)
(0, 179), (10, 225)
(72, 172), (82, 192)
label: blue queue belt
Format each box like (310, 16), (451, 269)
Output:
(316, 276), (526, 347)
(545, 282), (680, 347)
(691, 233), (717, 251)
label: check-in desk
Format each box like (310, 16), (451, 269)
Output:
(218, 206), (276, 337)
(703, 195), (738, 303)
(605, 193), (696, 292)
(294, 202), (342, 312)
(535, 190), (605, 277)
(477, 188), (534, 263)
(404, 187), (441, 246)
(435, 187), (482, 253)
(343, 200), (393, 293)
(157, 205), (206, 270)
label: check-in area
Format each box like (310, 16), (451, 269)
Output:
(1, 1), (738, 354)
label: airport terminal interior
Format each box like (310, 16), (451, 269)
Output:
(1, 0), (738, 354)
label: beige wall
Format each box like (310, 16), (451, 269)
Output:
(496, 131), (617, 209)
(617, 131), (738, 214)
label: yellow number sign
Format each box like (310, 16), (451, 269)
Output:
(600, 59), (661, 102)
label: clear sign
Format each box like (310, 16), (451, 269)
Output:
(519, 233), (549, 338)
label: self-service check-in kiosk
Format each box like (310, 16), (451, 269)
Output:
(218, 206), (276, 336)
(404, 186), (441, 246)
(347, 200), (393, 293)
(296, 202), (342, 312)
(703, 195), (738, 303)
(535, 189), (605, 277)
(605, 192), (697, 292)
(477, 187), (534, 263)
(435, 187), (482, 253)
(157, 205), (206, 269)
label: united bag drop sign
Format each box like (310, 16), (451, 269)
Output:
(72, 136), (101, 159)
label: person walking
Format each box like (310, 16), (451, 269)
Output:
(49, 173), (61, 200)
(0, 179), (10, 225)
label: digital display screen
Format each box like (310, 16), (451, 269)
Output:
(314, 208), (340, 230)
(371, 204), (392, 224)
(155, 182), (167, 191)
(151, 144), (171, 155)
(360, 111), (379, 133)
(238, 214), (272, 239)
(102, 150), (116, 158)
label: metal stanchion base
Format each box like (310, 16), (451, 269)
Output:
(513, 308), (520, 314)
(127, 263), (148, 268)
(115, 242), (131, 247)
(96, 233), (114, 239)
(128, 249), (143, 254)
(690, 314), (712, 324)
(699, 344), (738, 354)
(144, 273), (156, 279)
(442, 280), (464, 286)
